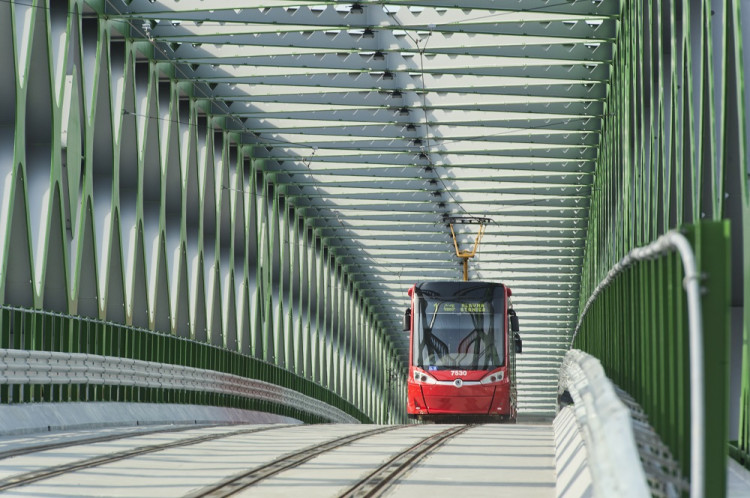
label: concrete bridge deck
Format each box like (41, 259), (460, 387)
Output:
(0, 416), (556, 497)
(0, 403), (748, 497)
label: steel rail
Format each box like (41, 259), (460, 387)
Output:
(0, 423), (216, 462)
(571, 231), (704, 498)
(339, 424), (472, 497)
(0, 424), (289, 492)
(188, 425), (402, 498)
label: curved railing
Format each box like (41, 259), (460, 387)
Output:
(0, 306), (371, 424)
(0, 348), (357, 423)
(572, 223), (730, 498)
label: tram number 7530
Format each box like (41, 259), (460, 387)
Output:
(450, 370), (468, 376)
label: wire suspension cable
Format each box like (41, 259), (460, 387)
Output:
(571, 231), (704, 498)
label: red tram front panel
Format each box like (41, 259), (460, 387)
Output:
(407, 367), (512, 417)
(405, 281), (518, 422)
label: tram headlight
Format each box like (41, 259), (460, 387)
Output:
(480, 371), (504, 384)
(412, 369), (438, 384)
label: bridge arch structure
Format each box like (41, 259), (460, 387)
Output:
(0, 1), (749, 495)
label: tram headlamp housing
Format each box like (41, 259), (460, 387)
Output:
(479, 371), (504, 384)
(412, 369), (438, 384)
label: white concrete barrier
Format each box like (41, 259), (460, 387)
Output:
(557, 349), (649, 497)
(554, 405), (593, 497)
(0, 402), (300, 435)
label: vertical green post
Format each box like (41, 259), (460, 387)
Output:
(693, 221), (731, 497)
(1, 310), (7, 402)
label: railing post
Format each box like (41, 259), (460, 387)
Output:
(687, 222), (731, 498)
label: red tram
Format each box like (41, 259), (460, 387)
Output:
(405, 281), (521, 422)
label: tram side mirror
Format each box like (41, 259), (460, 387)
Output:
(403, 308), (411, 332)
(509, 309), (520, 332)
(514, 332), (522, 354)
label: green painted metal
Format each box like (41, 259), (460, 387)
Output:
(89, 0), (621, 417)
(575, 222), (730, 496)
(574, 0), (750, 490)
(1, 0), (748, 449)
(577, 0), (750, 484)
(693, 223), (732, 496)
(732, 0), (750, 470)
(0, 306), (371, 423)
(0, 0), (403, 425)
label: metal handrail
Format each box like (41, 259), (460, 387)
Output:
(0, 348), (358, 423)
(0, 304), (369, 422)
(0, 303), (326, 379)
(571, 231), (704, 498)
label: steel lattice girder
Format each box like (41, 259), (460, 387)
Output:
(102, 0), (618, 415)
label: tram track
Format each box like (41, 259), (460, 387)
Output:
(0, 423), (217, 461)
(188, 425), (402, 498)
(0, 423), (291, 492)
(0, 423), (476, 495)
(190, 424), (473, 498)
(339, 424), (472, 497)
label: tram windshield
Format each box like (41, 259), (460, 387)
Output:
(413, 282), (505, 370)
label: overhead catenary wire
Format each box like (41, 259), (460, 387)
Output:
(103, 0), (603, 168)
(113, 0), (589, 229)
(108, 1), (606, 156)
(383, 7), (484, 223)
(103, 1), (591, 323)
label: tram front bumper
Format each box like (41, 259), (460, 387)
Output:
(409, 384), (510, 416)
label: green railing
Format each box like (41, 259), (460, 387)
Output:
(572, 0), (749, 490)
(574, 222), (730, 498)
(0, 306), (372, 425)
(733, 283), (750, 468)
